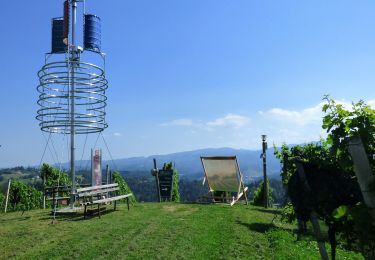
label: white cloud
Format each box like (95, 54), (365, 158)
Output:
(206, 114), (250, 129)
(367, 99), (375, 108)
(259, 102), (324, 126)
(161, 114), (250, 130)
(156, 98), (375, 150)
(113, 132), (122, 137)
(259, 98), (375, 127)
(160, 119), (194, 127)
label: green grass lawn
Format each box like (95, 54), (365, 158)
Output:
(0, 203), (363, 259)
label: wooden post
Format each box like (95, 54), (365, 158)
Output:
(4, 179), (11, 213)
(347, 137), (375, 225)
(105, 164), (110, 199)
(106, 164), (110, 184)
(242, 181), (248, 205)
(153, 158), (161, 202)
(295, 157), (329, 260)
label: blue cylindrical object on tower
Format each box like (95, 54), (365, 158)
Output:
(84, 14), (101, 52)
(51, 17), (66, 53)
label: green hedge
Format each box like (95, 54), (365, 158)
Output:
(112, 171), (137, 204)
(253, 180), (273, 207)
(9, 180), (42, 212)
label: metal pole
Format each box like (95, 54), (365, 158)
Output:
(262, 135), (269, 208)
(69, 0), (77, 208)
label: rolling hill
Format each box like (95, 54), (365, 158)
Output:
(62, 147), (281, 180)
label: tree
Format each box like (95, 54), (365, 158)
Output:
(253, 180), (273, 207)
(40, 163), (70, 188)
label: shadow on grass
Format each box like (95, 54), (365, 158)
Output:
(0, 215), (32, 223)
(38, 207), (128, 222)
(180, 201), (203, 205)
(236, 220), (292, 234)
(237, 219), (326, 245)
(243, 222), (276, 233)
(180, 200), (249, 206)
(253, 208), (281, 215)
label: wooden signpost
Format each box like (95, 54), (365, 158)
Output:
(151, 159), (174, 202)
(158, 170), (174, 201)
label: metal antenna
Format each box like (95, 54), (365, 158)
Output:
(37, 0), (108, 211)
(69, 0), (77, 208)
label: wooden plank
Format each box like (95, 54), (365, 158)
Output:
(228, 186), (248, 206)
(76, 183), (118, 193)
(77, 187), (119, 197)
(230, 192), (244, 206)
(201, 156), (237, 160)
(92, 194), (133, 204)
(46, 196), (70, 201)
(53, 206), (82, 213)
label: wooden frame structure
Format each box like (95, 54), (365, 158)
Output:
(200, 156), (248, 206)
(76, 183), (133, 218)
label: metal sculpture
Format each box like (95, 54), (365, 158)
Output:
(37, 0), (108, 209)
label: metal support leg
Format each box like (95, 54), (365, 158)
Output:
(114, 200), (117, 211)
(84, 204), (87, 219)
(98, 204), (101, 218)
(127, 197), (130, 211)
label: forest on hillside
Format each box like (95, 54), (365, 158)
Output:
(0, 167), (286, 205)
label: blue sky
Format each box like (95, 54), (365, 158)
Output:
(0, 0), (375, 167)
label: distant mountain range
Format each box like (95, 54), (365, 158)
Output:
(61, 147), (282, 180)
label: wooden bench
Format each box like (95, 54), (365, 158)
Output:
(45, 186), (71, 211)
(76, 183), (133, 218)
(45, 184), (91, 213)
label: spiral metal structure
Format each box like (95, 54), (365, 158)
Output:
(37, 58), (108, 134)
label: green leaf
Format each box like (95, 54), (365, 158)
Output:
(333, 205), (348, 219)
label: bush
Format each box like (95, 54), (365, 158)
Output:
(112, 171), (137, 204)
(0, 192), (5, 210)
(253, 180), (273, 207)
(163, 162), (180, 202)
(274, 97), (375, 259)
(9, 180), (42, 212)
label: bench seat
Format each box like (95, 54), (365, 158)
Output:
(77, 183), (133, 218)
(92, 194), (133, 204)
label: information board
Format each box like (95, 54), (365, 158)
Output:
(157, 170), (174, 200)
